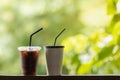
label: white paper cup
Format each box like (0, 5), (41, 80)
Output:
(45, 46), (64, 76)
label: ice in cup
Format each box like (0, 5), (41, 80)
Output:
(18, 46), (41, 76)
(45, 46), (64, 76)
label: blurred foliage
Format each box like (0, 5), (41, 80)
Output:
(0, 0), (120, 75)
(62, 0), (120, 74)
(107, 0), (118, 15)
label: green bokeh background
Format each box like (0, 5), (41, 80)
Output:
(0, 0), (120, 75)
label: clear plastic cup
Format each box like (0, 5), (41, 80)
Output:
(18, 46), (41, 76)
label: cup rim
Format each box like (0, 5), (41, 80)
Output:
(45, 46), (64, 48)
(18, 46), (41, 51)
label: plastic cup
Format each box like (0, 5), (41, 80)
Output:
(18, 46), (41, 76)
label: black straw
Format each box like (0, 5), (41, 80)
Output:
(29, 28), (43, 46)
(54, 28), (66, 46)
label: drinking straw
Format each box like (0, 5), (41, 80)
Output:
(29, 28), (43, 46)
(53, 28), (66, 46)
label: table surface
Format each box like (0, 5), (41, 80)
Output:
(0, 75), (120, 80)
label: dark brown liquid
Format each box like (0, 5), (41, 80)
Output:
(20, 51), (39, 76)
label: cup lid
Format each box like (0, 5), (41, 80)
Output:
(18, 46), (41, 51)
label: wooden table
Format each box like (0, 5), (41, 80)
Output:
(0, 75), (120, 80)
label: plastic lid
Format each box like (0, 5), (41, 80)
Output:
(18, 46), (41, 51)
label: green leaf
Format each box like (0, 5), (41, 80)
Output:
(71, 54), (80, 65)
(98, 45), (114, 61)
(107, 0), (118, 15)
(111, 14), (120, 25)
(117, 35), (120, 46)
(77, 62), (93, 74)
(108, 14), (120, 33)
